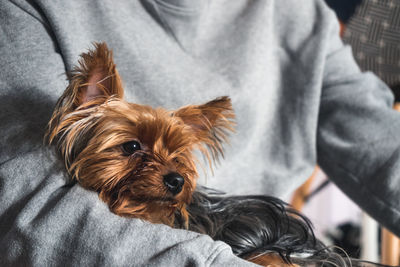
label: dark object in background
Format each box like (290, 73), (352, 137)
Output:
(325, 0), (362, 23)
(326, 222), (361, 259)
(339, 1), (400, 101)
(393, 84), (400, 100)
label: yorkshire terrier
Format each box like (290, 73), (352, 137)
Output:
(47, 43), (382, 267)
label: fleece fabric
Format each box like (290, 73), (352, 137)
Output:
(1, 0), (399, 266)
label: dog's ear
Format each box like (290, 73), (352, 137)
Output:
(174, 96), (235, 164)
(61, 42), (124, 112)
(46, 42), (123, 145)
(77, 42), (124, 105)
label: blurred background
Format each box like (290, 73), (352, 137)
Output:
(290, 0), (400, 265)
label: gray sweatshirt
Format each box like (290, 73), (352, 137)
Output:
(1, 0), (399, 266)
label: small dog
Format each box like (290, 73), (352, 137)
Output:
(47, 43), (378, 266)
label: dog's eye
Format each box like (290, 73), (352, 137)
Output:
(122, 141), (141, 155)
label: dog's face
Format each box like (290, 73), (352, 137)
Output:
(47, 43), (234, 226)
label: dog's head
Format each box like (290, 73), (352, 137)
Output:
(47, 43), (235, 226)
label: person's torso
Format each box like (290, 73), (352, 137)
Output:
(36, 0), (332, 198)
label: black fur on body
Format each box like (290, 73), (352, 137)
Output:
(182, 187), (387, 267)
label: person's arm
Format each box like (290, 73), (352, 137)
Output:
(315, 1), (400, 236)
(0, 1), (256, 266)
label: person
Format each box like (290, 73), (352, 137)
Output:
(1, 0), (399, 265)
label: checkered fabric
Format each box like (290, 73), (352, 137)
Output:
(343, 0), (400, 99)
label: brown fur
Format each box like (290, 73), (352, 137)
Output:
(47, 43), (301, 266)
(47, 43), (372, 267)
(248, 254), (299, 267)
(46, 43), (235, 227)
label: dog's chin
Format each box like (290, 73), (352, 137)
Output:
(115, 198), (188, 227)
(143, 193), (192, 227)
(104, 187), (192, 227)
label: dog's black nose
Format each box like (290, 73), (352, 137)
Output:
(163, 173), (184, 195)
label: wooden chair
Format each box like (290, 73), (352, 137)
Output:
(380, 103), (400, 265)
(381, 228), (400, 265)
(291, 167), (400, 265)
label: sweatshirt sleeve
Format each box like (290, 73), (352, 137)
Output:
(0, 1), (256, 266)
(316, 2), (400, 236)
